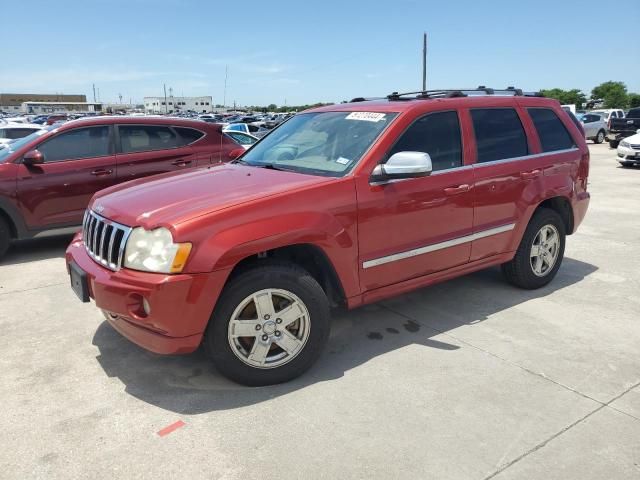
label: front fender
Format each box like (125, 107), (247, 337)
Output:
(179, 178), (360, 298)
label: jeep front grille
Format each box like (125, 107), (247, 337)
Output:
(82, 210), (132, 271)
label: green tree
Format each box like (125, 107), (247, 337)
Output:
(591, 81), (628, 108)
(267, 104), (277, 111)
(628, 93), (640, 109)
(540, 88), (586, 107)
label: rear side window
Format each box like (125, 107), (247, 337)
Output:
(582, 114), (601, 123)
(175, 127), (205, 144)
(119, 125), (183, 153)
(388, 111), (462, 171)
(528, 108), (575, 152)
(471, 108), (528, 163)
(39, 126), (110, 162)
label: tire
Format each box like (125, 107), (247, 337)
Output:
(0, 217), (10, 260)
(609, 140), (619, 148)
(594, 130), (605, 144)
(501, 208), (566, 289)
(204, 261), (330, 386)
(620, 161), (635, 168)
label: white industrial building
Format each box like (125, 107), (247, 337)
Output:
(143, 96), (213, 114)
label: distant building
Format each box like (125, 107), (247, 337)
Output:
(144, 96), (213, 114)
(0, 93), (86, 112)
(21, 102), (103, 114)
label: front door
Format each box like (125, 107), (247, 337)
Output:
(16, 125), (117, 229)
(356, 110), (474, 291)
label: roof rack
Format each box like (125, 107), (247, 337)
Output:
(385, 86), (542, 101)
(349, 96), (386, 103)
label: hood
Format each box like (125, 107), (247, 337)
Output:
(91, 164), (332, 228)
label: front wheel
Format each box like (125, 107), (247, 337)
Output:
(204, 261), (330, 386)
(501, 208), (566, 289)
(609, 140), (619, 148)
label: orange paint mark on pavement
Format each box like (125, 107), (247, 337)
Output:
(157, 420), (185, 437)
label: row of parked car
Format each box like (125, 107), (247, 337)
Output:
(573, 107), (640, 148)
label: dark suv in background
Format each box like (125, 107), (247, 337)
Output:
(0, 116), (243, 259)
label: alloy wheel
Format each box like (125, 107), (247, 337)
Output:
(530, 224), (560, 277)
(227, 288), (311, 369)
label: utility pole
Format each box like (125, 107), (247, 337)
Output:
(163, 84), (168, 114)
(422, 32), (427, 91)
(223, 65), (228, 111)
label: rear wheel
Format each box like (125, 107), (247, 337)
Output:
(0, 217), (11, 260)
(609, 140), (619, 148)
(204, 261), (330, 386)
(594, 130), (605, 144)
(501, 208), (566, 289)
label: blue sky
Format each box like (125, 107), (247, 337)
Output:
(3, 0), (639, 106)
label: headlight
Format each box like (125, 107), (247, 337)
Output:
(620, 141), (630, 148)
(124, 227), (192, 273)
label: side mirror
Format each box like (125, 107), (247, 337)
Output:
(23, 149), (44, 166)
(228, 148), (245, 160)
(370, 151), (433, 184)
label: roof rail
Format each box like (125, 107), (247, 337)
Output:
(349, 97), (385, 103)
(386, 86), (542, 101)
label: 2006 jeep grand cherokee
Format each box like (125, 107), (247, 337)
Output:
(66, 87), (590, 385)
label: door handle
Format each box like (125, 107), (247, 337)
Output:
(521, 169), (541, 180)
(90, 169), (113, 176)
(444, 184), (471, 195)
(171, 159), (192, 167)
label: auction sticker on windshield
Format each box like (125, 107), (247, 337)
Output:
(345, 112), (387, 122)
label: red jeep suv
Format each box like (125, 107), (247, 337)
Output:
(65, 87), (590, 385)
(0, 116), (243, 258)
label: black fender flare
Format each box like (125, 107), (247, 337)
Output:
(0, 196), (28, 239)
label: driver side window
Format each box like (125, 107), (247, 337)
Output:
(39, 126), (111, 162)
(388, 111), (462, 171)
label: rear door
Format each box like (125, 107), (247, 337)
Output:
(468, 107), (535, 260)
(16, 125), (117, 228)
(582, 114), (600, 138)
(115, 124), (200, 182)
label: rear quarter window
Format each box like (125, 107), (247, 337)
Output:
(175, 127), (205, 144)
(527, 108), (576, 152)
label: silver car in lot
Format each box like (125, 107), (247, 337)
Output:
(579, 112), (607, 144)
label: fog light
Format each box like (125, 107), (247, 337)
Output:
(142, 297), (151, 316)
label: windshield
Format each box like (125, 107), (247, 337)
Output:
(0, 125), (53, 163)
(239, 111), (397, 177)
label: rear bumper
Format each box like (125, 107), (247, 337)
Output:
(65, 234), (231, 354)
(606, 132), (633, 142)
(572, 191), (590, 234)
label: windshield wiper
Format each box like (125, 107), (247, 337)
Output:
(253, 163), (294, 172)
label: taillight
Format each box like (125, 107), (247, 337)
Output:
(608, 118), (612, 130)
(578, 152), (590, 190)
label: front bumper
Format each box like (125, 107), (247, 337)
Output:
(617, 145), (640, 163)
(65, 234), (231, 354)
